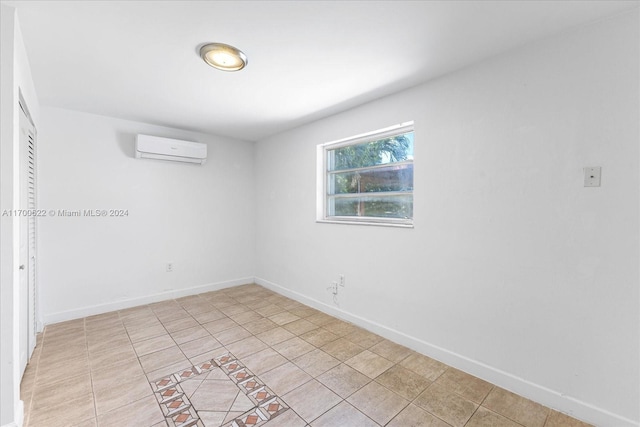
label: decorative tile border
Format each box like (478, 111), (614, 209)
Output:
(150, 351), (289, 427)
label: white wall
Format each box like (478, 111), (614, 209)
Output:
(38, 108), (256, 323)
(254, 11), (639, 427)
(1, 4), (40, 426)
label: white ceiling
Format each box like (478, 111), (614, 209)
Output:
(5, 0), (639, 141)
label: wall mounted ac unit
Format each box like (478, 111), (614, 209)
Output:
(135, 134), (207, 164)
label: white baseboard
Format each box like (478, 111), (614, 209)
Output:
(2, 399), (25, 427)
(254, 276), (638, 427)
(42, 277), (253, 325)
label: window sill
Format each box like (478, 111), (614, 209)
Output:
(316, 219), (414, 228)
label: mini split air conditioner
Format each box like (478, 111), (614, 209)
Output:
(135, 134), (207, 164)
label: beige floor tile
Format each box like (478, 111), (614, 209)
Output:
(202, 317), (238, 334)
(294, 348), (340, 377)
(311, 400), (379, 427)
(282, 379), (342, 423)
(190, 349), (228, 366)
(289, 306), (319, 318)
(306, 312), (335, 326)
(42, 331), (86, 347)
(322, 320), (359, 336)
(544, 410), (594, 427)
(92, 359), (145, 386)
(223, 411), (246, 424)
(414, 383), (478, 427)
(150, 299), (181, 312)
(34, 355), (90, 386)
(123, 317), (163, 332)
(435, 368), (493, 404)
(255, 304), (285, 317)
(241, 348), (288, 375)
(87, 335), (132, 355)
(259, 362), (312, 395)
(269, 311), (300, 325)
(177, 377), (204, 398)
(243, 318), (279, 335)
(162, 315), (199, 333)
(375, 364), (431, 400)
(127, 324), (167, 343)
(118, 305), (154, 319)
(94, 374), (153, 415)
(31, 373), (92, 410)
(300, 328), (339, 348)
(483, 387), (549, 427)
(182, 302), (215, 317)
(85, 326), (127, 342)
(178, 335), (222, 358)
(272, 337), (315, 360)
(399, 352), (448, 381)
(85, 311), (120, 324)
(73, 417), (97, 427)
(38, 343), (88, 365)
(170, 325), (210, 344)
(139, 345), (189, 373)
(198, 410), (228, 427)
(206, 366), (229, 380)
(369, 339), (413, 363)
(155, 308), (190, 323)
(212, 325), (252, 345)
(133, 334), (176, 356)
(225, 335), (268, 359)
(242, 297), (273, 311)
(317, 363), (371, 398)
(89, 345), (138, 371)
(84, 325), (125, 341)
(22, 285), (596, 427)
(262, 407), (307, 427)
(387, 403), (451, 427)
(220, 304), (251, 316)
(44, 320), (85, 336)
(204, 295), (237, 308)
(229, 391), (254, 412)
(96, 394), (164, 427)
(257, 327), (296, 346)
(345, 350), (394, 379)
(345, 329), (384, 349)
(28, 392), (95, 427)
(466, 406), (523, 427)
(321, 337), (365, 361)
(229, 309), (264, 325)
(283, 319), (318, 336)
(192, 309), (227, 324)
(190, 379), (240, 411)
(347, 381), (409, 425)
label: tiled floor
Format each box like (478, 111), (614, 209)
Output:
(21, 284), (593, 427)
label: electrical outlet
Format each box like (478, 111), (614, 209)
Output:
(584, 167), (601, 187)
(166, 262), (173, 272)
(339, 274), (345, 287)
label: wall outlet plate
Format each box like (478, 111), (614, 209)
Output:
(584, 167), (601, 187)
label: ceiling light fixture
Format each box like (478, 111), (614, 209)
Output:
(200, 43), (248, 72)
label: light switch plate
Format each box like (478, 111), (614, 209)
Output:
(584, 167), (601, 187)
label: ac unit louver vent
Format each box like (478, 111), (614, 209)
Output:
(135, 134), (207, 164)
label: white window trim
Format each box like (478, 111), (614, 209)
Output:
(316, 121), (414, 228)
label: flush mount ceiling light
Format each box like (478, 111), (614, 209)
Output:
(200, 43), (248, 72)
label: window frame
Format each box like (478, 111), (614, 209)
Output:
(316, 122), (414, 228)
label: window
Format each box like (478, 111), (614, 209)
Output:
(317, 122), (414, 227)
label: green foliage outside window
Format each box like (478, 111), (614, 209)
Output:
(327, 132), (414, 220)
